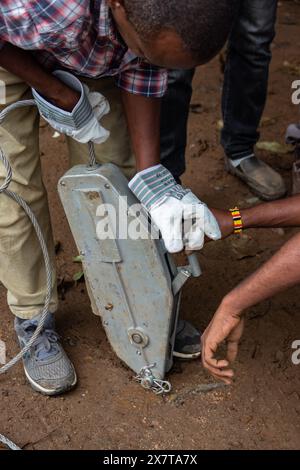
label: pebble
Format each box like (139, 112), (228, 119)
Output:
(64, 434), (71, 444)
(52, 131), (61, 139)
(271, 228), (285, 236)
(245, 197), (260, 204)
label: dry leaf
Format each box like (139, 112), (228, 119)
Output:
(256, 141), (294, 155)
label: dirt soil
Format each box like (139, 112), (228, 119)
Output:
(1, 1), (300, 451)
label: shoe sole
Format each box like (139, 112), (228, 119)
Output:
(173, 350), (201, 360)
(225, 159), (287, 201)
(24, 366), (77, 396)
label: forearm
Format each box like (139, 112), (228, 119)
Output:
(224, 232), (300, 313)
(121, 90), (160, 171)
(241, 194), (300, 229)
(210, 195), (300, 239)
(0, 43), (79, 110)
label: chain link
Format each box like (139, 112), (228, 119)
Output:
(135, 364), (172, 395)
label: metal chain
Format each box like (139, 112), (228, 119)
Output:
(135, 364), (172, 395)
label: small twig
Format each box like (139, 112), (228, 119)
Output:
(23, 427), (59, 449)
(172, 382), (228, 405)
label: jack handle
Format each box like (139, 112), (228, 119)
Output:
(185, 250), (202, 278)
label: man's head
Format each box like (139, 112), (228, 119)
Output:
(108, 0), (236, 68)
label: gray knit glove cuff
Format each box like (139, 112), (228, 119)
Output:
(32, 70), (93, 130)
(129, 164), (190, 211)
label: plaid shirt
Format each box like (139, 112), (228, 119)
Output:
(0, 0), (167, 98)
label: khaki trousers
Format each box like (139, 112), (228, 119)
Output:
(0, 69), (135, 319)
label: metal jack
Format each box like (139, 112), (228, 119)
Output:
(58, 144), (202, 394)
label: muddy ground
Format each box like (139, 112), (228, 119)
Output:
(1, 1), (300, 451)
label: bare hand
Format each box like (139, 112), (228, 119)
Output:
(201, 300), (245, 384)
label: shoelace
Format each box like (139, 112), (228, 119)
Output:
(20, 321), (60, 361)
(32, 330), (60, 360)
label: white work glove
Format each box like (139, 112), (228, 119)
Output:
(32, 70), (110, 144)
(129, 164), (221, 253)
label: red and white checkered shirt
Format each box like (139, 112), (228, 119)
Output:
(0, 0), (168, 97)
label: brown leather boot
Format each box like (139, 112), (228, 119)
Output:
(225, 155), (287, 201)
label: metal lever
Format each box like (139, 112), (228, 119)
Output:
(172, 251), (202, 296)
(186, 251), (202, 278)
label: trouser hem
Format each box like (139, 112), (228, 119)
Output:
(11, 305), (58, 320)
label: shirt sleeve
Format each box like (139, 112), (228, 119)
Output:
(116, 61), (168, 98)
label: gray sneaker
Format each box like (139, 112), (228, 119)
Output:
(173, 320), (201, 359)
(15, 313), (77, 396)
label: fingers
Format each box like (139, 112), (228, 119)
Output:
(203, 359), (235, 384)
(162, 217), (184, 253)
(181, 199), (221, 250)
(151, 202), (184, 253)
(202, 347), (234, 381)
(182, 201), (205, 250)
(73, 119), (110, 144)
(88, 91), (110, 118)
(201, 332), (237, 384)
(203, 356), (230, 371)
(203, 209), (222, 241)
(210, 372), (233, 386)
(226, 339), (239, 364)
(83, 83), (110, 116)
(202, 329), (242, 383)
(185, 224), (205, 251)
(151, 196), (221, 254)
(226, 319), (244, 363)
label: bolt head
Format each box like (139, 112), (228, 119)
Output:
(141, 377), (153, 388)
(105, 303), (114, 311)
(132, 333), (143, 344)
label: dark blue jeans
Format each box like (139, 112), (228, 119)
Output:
(160, 0), (278, 176)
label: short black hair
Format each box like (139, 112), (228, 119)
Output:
(123, 0), (237, 63)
